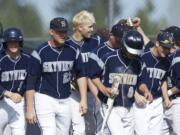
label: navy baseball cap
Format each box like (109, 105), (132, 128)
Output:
(50, 17), (69, 32)
(111, 23), (132, 38)
(157, 31), (174, 48)
(163, 26), (180, 42)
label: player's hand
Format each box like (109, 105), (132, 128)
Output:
(134, 92), (147, 106)
(79, 100), (88, 116)
(132, 17), (141, 28)
(95, 97), (101, 104)
(164, 98), (172, 109)
(101, 87), (111, 97)
(144, 91), (153, 103)
(26, 109), (37, 125)
(4, 91), (22, 103)
(10, 93), (22, 103)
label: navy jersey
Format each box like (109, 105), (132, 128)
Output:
(87, 41), (116, 77)
(141, 50), (171, 98)
(31, 42), (85, 99)
(166, 53), (175, 89)
(89, 50), (147, 107)
(93, 41), (116, 58)
(0, 50), (34, 98)
(144, 41), (154, 52)
(65, 36), (101, 73)
(171, 49), (180, 89)
(92, 34), (105, 44)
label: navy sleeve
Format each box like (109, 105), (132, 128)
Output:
(88, 52), (104, 79)
(28, 50), (42, 91)
(172, 59), (180, 89)
(162, 70), (170, 82)
(144, 41), (154, 52)
(26, 55), (41, 90)
(73, 50), (86, 79)
(137, 61), (150, 89)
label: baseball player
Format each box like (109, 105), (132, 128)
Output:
(89, 22), (132, 100)
(128, 17), (157, 106)
(31, 17), (87, 135)
(161, 26), (180, 135)
(134, 31), (174, 135)
(65, 10), (101, 135)
(0, 27), (36, 135)
(88, 23), (134, 134)
(94, 23), (133, 58)
(88, 30), (151, 135)
(113, 17), (151, 106)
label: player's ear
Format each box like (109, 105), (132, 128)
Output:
(109, 32), (113, 36)
(155, 41), (160, 47)
(49, 29), (54, 36)
(109, 33), (114, 40)
(78, 25), (84, 32)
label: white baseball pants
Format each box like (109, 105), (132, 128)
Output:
(34, 92), (71, 135)
(134, 97), (163, 135)
(0, 97), (25, 135)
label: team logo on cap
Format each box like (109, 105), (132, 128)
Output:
(61, 21), (66, 28)
(161, 36), (174, 44)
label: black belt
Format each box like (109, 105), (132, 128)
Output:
(170, 93), (180, 100)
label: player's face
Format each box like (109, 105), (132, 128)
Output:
(79, 21), (94, 38)
(157, 43), (171, 57)
(109, 34), (121, 49)
(114, 37), (121, 49)
(170, 44), (179, 53)
(126, 51), (137, 60)
(6, 41), (20, 54)
(50, 29), (67, 45)
(170, 47), (176, 53)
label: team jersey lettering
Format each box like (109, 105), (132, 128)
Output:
(147, 68), (166, 79)
(81, 52), (90, 63)
(43, 61), (74, 72)
(1, 70), (27, 82)
(109, 73), (137, 85)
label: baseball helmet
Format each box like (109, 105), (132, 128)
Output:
(122, 30), (144, 55)
(111, 23), (132, 39)
(3, 27), (23, 47)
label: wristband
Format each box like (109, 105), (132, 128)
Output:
(168, 89), (173, 96)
